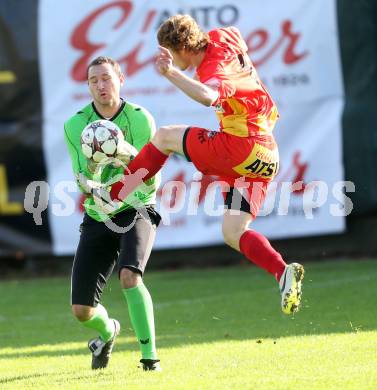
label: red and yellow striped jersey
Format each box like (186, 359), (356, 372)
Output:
(196, 27), (279, 137)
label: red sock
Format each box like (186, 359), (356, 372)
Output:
(111, 143), (169, 200)
(239, 230), (286, 281)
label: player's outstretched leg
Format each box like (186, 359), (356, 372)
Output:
(279, 263), (305, 314)
(88, 319), (121, 369)
(222, 210), (305, 315)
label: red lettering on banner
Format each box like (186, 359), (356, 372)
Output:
(197, 175), (217, 204)
(117, 43), (156, 77)
(156, 171), (186, 209)
(290, 151), (311, 194)
(70, 4), (308, 82)
(276, 151), (314, 195)
(246, 20), (308, 67)
(168, 172), (185, 208)
(141, 9), (157, 33)
(71, 1), (133, 82)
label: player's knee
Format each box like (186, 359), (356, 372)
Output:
(71, 304), (93, 322)
(222, 224), (244, 250)
(222, 229), (237, 248)
(154, 125), (184, 151)
(153, 126), (171, 148)
(119, 267), (141, 289)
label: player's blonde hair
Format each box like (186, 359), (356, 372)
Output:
(157, 15), (209, 53)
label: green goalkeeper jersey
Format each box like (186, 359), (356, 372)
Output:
(64, 99), (159, 221)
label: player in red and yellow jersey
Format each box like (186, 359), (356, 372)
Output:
(111, 15), (304, 314)
(183, 25), (280, 186)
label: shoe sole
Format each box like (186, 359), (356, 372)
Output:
(281, 263), (305, 314)
(140, 359), (162, 372)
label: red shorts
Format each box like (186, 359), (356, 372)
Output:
(183, 127), (279, 218)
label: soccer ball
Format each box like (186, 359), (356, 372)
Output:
(81, 120), (129, 163)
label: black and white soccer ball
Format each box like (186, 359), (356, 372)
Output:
(80, 120), (125, 163)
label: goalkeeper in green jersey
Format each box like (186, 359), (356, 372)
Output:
(64, 56), (161, 371)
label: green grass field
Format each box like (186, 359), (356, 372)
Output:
(0, 259), (376, 389)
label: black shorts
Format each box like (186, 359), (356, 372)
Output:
(71, 206), (161, 307)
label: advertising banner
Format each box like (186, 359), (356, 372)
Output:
(38, 0), (345, 253)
